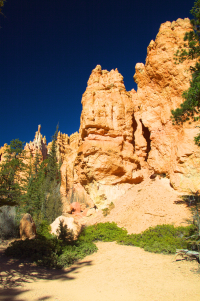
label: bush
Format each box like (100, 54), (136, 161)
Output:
(118, 224), (196, 254)
(37, 220), (53, 239)
(5, 222), (197, 269)
(78, 222), (128, 243)
(57, 242), (98, 268)
(5, 237), (62, 268)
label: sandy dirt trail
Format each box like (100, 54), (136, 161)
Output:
(1, 241), (200, 301)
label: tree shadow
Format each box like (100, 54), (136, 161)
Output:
(0, 243), (93, 301)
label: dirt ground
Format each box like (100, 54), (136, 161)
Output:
(1, 177), (200, 301)
(0, 241), (200, 301)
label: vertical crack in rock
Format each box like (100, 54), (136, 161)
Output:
(132, 113), (138, 151)
(140, 119), (151, 161)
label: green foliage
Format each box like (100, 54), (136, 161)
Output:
(78, 222), (128, 243)
(102, 202), (115, 217)
(171, 0), (200, 145)
(37, 220), (53, 239)
(0, 140), (28, 207)
(0, 126), (63, 228)
(119, 224), (196, 254)
(5, 237), (61, 268)
(5, 222), (97, 269)
(46, 125), (61, 185)
(5, 222), (198, 269)
(56, 219), (74, 243)
(79, 223), (195, 255)
(181, 191), (200, 253)
(18, 126), (63, 226)
(57, 242), (97, 268)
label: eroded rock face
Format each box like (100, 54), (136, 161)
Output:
(25, 124), (48, 161)
(133, 18), (200, 192)
(72, 65), (145, 207)
(0, 143), (9, 163)
(64, 18), (200, 208)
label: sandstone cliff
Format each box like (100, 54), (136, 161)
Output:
(1, 18), (199, 213)
(61, 18), (200, 209)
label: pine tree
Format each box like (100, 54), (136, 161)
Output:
(21, 126), (63, 225)
(0, 139), (27, 207)
(20, 153), (47, 224)
(44, 126), (62, 223)
(171, 0), (200, 144)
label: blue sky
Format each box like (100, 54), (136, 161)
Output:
(0, 0), (195, 146)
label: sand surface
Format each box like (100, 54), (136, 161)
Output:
(1, 177), (199, 300)
(0, 241), (200, 301)
(85, 177), (192, 233)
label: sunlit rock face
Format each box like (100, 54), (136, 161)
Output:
(133, 18), (200, 192)
(25, 124), (48, 161)
(2, 18), (198, 210)
(59, 131), (79, 203)
(64, 18), (200, 208)
(72, 65), (145, 208)
(0, 143), (9, 163)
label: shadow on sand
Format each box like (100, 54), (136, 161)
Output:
(0, 242), (93, 301)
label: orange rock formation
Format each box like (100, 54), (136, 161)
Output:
(61, 18), (200, 208)
(25, 124), (48, 161)
(2, 18), (199, 212)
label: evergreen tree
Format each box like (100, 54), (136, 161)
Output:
(44, 126), (62, 223)
(20, 153), (47, 224)
(0, 139), (27, 207)
(171, 0), (200, 144)
(21, 126), (63, 225)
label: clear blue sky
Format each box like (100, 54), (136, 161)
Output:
(0, 0), (195, 147)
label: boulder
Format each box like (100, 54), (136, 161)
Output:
(50, 215), (81, 240)
(19, 213), (36, 240)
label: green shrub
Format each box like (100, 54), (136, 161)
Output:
(5, 237), (62, 268)
(118, 224), (196, 254)
(37, 220), (53, 239)
(78, 222), (128, 243)
(5, 222), (198, 269)
(56, 219), (74, 243)
(57, 242), (98, 267)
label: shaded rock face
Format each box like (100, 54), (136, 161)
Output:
(61, 18), (200, 208)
